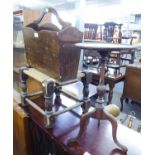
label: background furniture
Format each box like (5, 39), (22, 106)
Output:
(103, 22), (118, 43)
(120, 36), (138, 66)
(84, 23), (98, 40)
(120, 64), (141, 111)
(104, 22), (123, 77)
(83, 23), (100, 68)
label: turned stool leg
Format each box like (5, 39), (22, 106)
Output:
(19, 67), (29, 107)
(81, 72), (92, 113)
(81, 100), (91, 114)
(54, 85), (62, 104)
(42, 80), (55, 128)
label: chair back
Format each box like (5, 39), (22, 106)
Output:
(84, 23), (98, 40)
(23, 7), (83, 82)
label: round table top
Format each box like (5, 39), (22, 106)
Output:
(75, 42), (140, 51)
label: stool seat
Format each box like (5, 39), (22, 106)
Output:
(104, 104), (120, 117)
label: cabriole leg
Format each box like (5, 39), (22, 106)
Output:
(104, 110), (128, 152)
(19, 67), (29, 107)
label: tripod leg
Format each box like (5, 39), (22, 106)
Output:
(103, 109), (128, 152)
(67, 109), (95, 144)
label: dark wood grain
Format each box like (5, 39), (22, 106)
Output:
(88, 70), (125, 104)
(23, 27), (83, 82)
(13, 101), (31, 155)
(121, 64), (141, 110)
(22, 95), (141, 155)
(23, 8), (83, 83)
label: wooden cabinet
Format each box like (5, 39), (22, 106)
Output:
(13, 100), (31, 155)
(121, 64), (141, 110)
